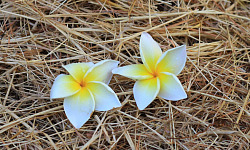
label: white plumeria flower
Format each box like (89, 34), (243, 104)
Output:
(50, 60), (121, 128)
(112, 32), (187, 110)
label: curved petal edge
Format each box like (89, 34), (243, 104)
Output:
(63, 62), (94, 83)
(112, 64), (153, 80)
(133, 77), (160, 110)
(156, 45), (187, 75)
(158, 72), (187, 101)
(140, 32), (162, 73)
(50, 74), (81, 99)
(84, 60), (119, 84)
(87, 81), (121, 111)
(64, 88), (95, 128)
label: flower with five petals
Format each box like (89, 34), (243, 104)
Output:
(112, 32), (187, 110)
(50, 60), (121, 128)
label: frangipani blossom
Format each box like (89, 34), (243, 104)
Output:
(112, 32), (187, 110)
(50, 60), (121, 128)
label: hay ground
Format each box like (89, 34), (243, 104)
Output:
(0, 0), (249, 149)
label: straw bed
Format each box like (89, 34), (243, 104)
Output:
(0, 0), (249, 149)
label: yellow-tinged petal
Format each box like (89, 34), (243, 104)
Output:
(64, 87), (95, 128)
(63, 62), (94, 83)
(156, 45), (186, 75)
(140, 32), (162, 73)
(87, 81), (121, 111)
(84, 60), (119, 84)
(50, 74), (81, 99)
(158, 72), (187, 101)
(112, 64), (153, 80)
(133, 77), (160, 110)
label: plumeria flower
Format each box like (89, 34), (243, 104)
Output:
(50, 60), (121, 128)
(112, 32), (187, 110)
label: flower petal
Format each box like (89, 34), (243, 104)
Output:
(84, 60), (119, 84)
(87, 81), (121, 111)
(158, 72), (187, 101)
(112, 64), (153, 80)
(63, 62), (94, 83)
(140, 32), (162, 73)
(156, 45), (186, 75)
(133, 77), (160, 110)
(64, 87), (95, 128)
(50, 74), (81, 99)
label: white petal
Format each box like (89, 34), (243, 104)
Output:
(156, 45), (186, 75)
(140, 32), (162, 73)
(87, 81), (121, 111)
(64, 87), (95, 128)
(158, 72), (187, 101)
(133, 77), (160, 110)
(63, 62), (94, 83)
(84, 60), (119, 84)
(50, 74), (81, 99)
(112, 64), (153, 80)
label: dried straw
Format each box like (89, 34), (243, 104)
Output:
(0, 0), (249, 149)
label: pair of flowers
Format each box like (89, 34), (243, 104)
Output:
(50, 32), (187, 128)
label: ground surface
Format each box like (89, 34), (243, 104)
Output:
(0, 0), (249, 149)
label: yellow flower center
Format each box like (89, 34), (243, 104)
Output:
(151, 71), (159, 78)
(80, 80), (86, 87)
